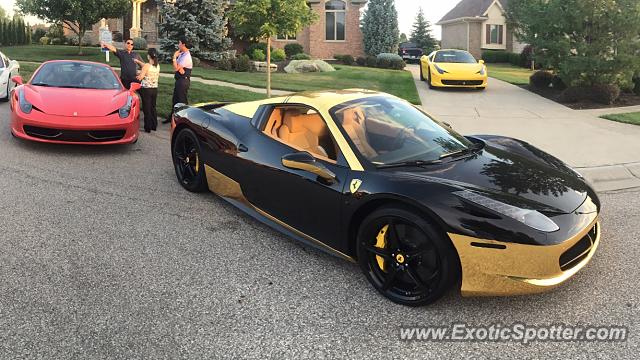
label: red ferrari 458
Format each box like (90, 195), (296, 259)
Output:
(10, 60), (140, 145)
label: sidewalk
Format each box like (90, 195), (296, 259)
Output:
(406, 64), (640, 192)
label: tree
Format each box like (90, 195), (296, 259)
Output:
(507, 0), (640, 88)
(399, 33), (408, 43)
(16, 0), (129, 54)
(158, 0), (233, 62)
(362, 0), (400, 56)
(229, 0), (318, 97)
(0, 5), (8, 20)
(410, 7), (437, 53)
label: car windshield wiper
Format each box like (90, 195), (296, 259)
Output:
(31, 82), (52, 87)
(57, 85), (86, 89)
(440, 143), (484, 160)
(376, 159), (443, 169)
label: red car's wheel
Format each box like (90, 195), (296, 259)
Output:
(172, 128), (208, 192)
(357, 206), (460, 306)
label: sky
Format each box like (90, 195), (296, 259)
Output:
(0, 0), (460, 40)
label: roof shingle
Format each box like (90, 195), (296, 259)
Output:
(437, 0), (509, 24)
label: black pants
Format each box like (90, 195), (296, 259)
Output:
(121, 77), (139, 90)
(140, 87), (158, 131)
(170, 77), (190, 118)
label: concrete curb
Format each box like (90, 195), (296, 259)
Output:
(578, 162), (640, 193)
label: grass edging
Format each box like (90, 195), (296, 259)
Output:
(600, 112), (640, 126)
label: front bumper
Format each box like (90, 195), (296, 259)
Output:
(431, 70), (488, 88)
(449, 218), (600, 296)
(11, 108), (139, 145)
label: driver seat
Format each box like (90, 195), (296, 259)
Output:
(278, 111), (329, 158)
(341, 107), (378, 158)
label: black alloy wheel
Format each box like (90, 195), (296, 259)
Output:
(357, 207), (460, 306)
(419, 64), (425, 81)
(172, 128), (208, 192)
(427, 68), (435, 89)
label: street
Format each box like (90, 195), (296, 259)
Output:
(0, 100), (638, 358)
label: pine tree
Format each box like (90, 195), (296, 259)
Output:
(362, 0), (400, 56)
(410, 7), (437, 52)
(158, 0), (232, 61)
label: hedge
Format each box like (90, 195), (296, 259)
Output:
(0, 18), (31, 46)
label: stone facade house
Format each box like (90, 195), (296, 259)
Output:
(84, 0), (367, 59)
(437, 0), (526, 59)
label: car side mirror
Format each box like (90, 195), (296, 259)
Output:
(129, 82), (141, 93)
(11, 76), (23, 85)
(479, 59), (485, 65)
(282, 152), (336, 183)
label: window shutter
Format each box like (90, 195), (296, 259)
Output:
(486, 24), (491, 44)
(498, 25), (504, 44)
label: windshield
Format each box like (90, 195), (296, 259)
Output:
(434, 50), (477, 64)
(331, 96), (474, 166)
(30, 62), (121, 90)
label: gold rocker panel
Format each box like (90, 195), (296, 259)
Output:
(204, 165), (356, 262)
(449, 218), (600, 297)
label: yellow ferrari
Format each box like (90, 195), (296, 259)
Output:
(420, 49), (488, 90)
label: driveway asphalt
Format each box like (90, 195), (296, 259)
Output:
(0, 100), (638, 359)
(406, 64), (640, 192)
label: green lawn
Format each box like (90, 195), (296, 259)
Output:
(600, 112), (640, 126)
(1, 45), (420, 104)
(487, 63), (534, 85)
(15, 61), (265, 120)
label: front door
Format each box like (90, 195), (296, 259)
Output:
(238, 105), (350, 251)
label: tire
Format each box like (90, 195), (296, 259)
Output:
(1, 81), (9, 102)
(427, 68), (435, 90)
(356, 206), (460, 306)
(419, 64), (425, 81)
(172, 128), (208, 193)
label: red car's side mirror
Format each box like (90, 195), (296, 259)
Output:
(129, 82), (141, 93)
(11, 76), (23, 85)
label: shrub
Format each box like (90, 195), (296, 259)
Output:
(376, 53), (405, 70)
(633, 74), (640, 96)
(235, 55), (251, 72)
(32, 29), (46, 44)
(356, 56), (366, 66)
(530, 70), (554, 89)
(217, 58), (233, 71)
(246, 43), (271, 57)
(365, 55), (378, 67)
(334, 54), (355, 65)
(250, 49), (266, 61)
(133, 37), (147, 50)
(69, 35), (93, 46)
(508, 53), (522, 67)
(191, 56), (201, 67)
(590, 84), (621, 105)
(284, 43), (304, 58)
(39, 36), (50, 45)
(271, 48), (286, 62)
(50, 38), (62, 45)
(520, 45), (534, 69)
(551, 75), (567, 91)
(482, 50), (510, 63)
(291, 53), (311, 60)
(559, 85), (621, 105)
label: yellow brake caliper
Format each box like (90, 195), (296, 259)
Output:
(375, 225), (389, 271)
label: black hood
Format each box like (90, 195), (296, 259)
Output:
(398, 138), (589, 214)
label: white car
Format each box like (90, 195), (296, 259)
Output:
(0, 52), (20, 100)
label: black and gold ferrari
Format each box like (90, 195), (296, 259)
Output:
(170, 90), (600, 306)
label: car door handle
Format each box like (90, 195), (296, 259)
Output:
(238, 143), (248, 152)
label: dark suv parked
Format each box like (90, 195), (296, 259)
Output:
(399, 42), (424, 63)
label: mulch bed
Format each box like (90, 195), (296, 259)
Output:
(523, 85), (640, 110)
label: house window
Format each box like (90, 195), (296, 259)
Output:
(486, 24), (504, 45)
(277, 34), (297, 41)
(326, 0), (346, 41)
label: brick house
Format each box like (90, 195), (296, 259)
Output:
(437, 0), (527, 59)
(83, 0), (367, 59)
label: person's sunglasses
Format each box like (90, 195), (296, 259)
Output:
(126, 42), (133, 45)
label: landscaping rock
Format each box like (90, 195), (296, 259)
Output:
(252, 61), (278, 73)
(284, 60), (335, 74)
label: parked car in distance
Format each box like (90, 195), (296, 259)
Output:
(399, 42), (423, 63)
(0, 51), (20, 101)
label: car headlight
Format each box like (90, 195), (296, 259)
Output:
(434, 64), (448, 74)
(455, 190), (560, 232)
(18, 88), (33, 114)
(118, 96), (133, 119)
(477, 66), (486, 75)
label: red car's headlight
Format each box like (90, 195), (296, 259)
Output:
(18, 88), (33, 114)
(118, 96), (133, 118)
